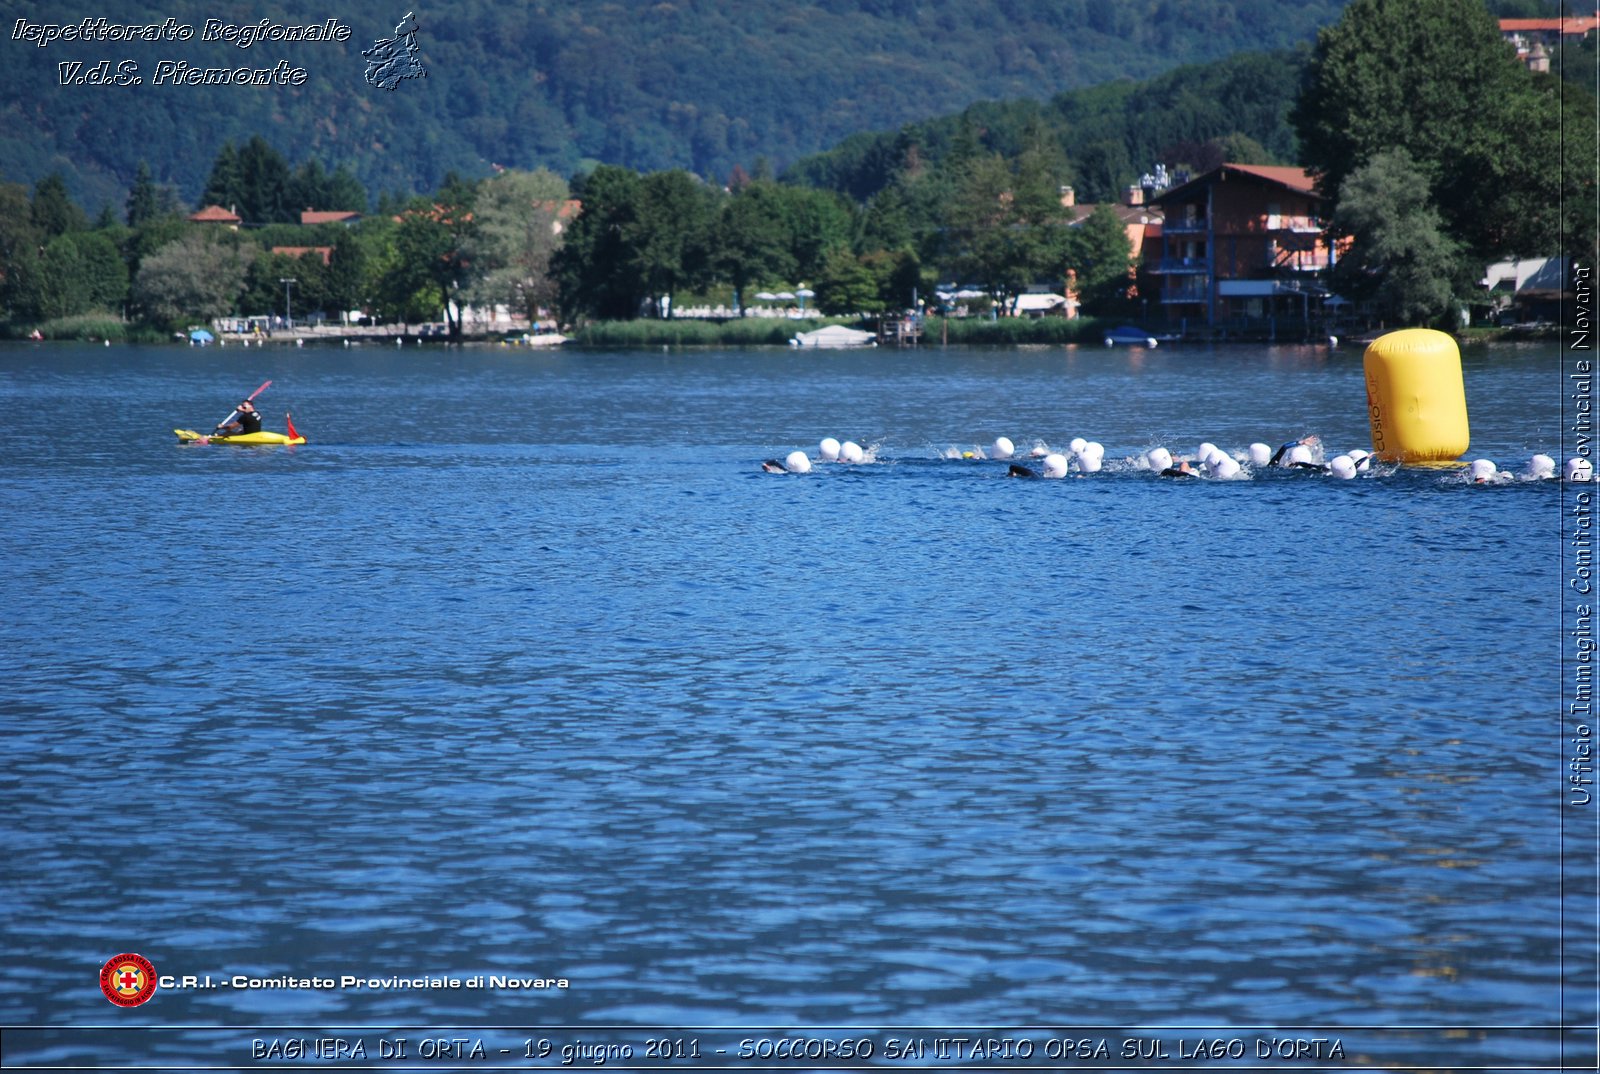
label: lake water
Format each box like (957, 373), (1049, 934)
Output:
(0, 338), (1592, 1071)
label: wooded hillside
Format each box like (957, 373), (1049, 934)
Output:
(3, 0), (1350, 212)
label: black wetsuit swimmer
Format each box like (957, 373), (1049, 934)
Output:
(1268, 436), (1330, 472)
(1007, 463), (1040, 478)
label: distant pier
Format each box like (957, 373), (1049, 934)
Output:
(877, 316), (923, 346)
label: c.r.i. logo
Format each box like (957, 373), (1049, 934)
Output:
(99, 953), (157, 1007)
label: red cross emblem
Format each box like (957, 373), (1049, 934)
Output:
(100, 953), (157, 1007)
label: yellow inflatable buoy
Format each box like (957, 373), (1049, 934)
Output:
(1363, 328), (1470, 463)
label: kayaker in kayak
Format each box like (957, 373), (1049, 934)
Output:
(216, 399), (262, 436)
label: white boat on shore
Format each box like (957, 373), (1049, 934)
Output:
(790, 325), (877, 348)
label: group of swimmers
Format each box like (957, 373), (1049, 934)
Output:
(763, 433), (1593, 483)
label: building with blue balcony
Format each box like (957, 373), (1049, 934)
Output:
(1147, 164), (1339, 339)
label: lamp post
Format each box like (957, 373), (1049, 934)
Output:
(279, 277), (297, 329)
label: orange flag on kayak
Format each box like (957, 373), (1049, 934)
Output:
(286, 412), (300, 441)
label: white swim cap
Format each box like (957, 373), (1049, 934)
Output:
(784, 450), (812, 473)
(1207, 453), (1240, 479)
(992, 436), (1014, 459)
(1329, 455), (1356, 479)
(1523, 454), (1555, 479)
(1042, 453), (1069, 478)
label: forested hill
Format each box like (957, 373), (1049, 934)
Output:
(784, 49), (1311, 205)
(4, 0), (1350, 213)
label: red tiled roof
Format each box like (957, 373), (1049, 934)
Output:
(1222, 164), (1317, 194)
(1500, 16), (1599, 34)
(190, 204), (241, 223)
(300, 210), (362, 225)
(272, 246), (333, 265)
(1153, 163), (1319, 202)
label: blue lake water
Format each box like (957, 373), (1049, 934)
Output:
(0, 338), (1592, 1070)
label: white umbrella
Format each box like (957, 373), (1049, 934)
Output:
(774, 291), (796, 301)
(755, 291), (778, 301)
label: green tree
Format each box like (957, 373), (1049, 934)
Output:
(132, 232), (254, 326)
(1064, 204), (1134, 314)
(1291, 0), (1560, 261)
(12, 231), (129, 321)
(857, 185), (914, 252)
(125, 211), (188, 280)
(281, 160), (368, 216)
(553, 165), (648, 321)
(464, 168), (571, 323)
(243, 250), (330, 322)
(814, 246), (881, 314)
(201, 142), (242, 212)
(11, 236), (86, 321)
(630, 169), (717, 317)
(236, 136), (292, 224)
(324, 231), (374, 320)
(31, 173), (86, 238)
(285, 159), (331, 217)
(324, 165), (369, 213)
(944, 155), (1017, 299)
(1328, 148), (1464, 328)
(74, 231), (129, 312)
(0, 182), (42, 319)
(944, 153), (1071, 310)
(714, 180), (797, 314)
(383, 184), (479, 334)
(1557, 74), (1599, 260)
(779, 185), (855, 284)
(863, 248), (923, 311)
(127, 162), (167, 228)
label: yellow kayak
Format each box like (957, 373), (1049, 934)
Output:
(175, 428), (306, 445)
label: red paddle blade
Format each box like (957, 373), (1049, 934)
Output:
(286, 413), (300, 441)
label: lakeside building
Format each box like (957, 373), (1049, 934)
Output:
(1147, 163), (1337, 339)
(1499, 13), (1598, 69)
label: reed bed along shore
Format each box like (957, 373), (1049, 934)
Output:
(567, 315), (1127, 347)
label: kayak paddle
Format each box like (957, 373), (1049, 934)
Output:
(216, 379), (272, 431)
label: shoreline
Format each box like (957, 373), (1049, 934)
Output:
(5, 319), (1560, 349)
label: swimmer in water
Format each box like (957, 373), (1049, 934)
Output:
(1269, 435), (1321, 468)
(762, 450), (813, 473)
(1160, 460), (1200, 477)
(1007, 463), (1040, 479)
(1521, 454), (1556, 480)
(1468, 459), (1509, 484)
